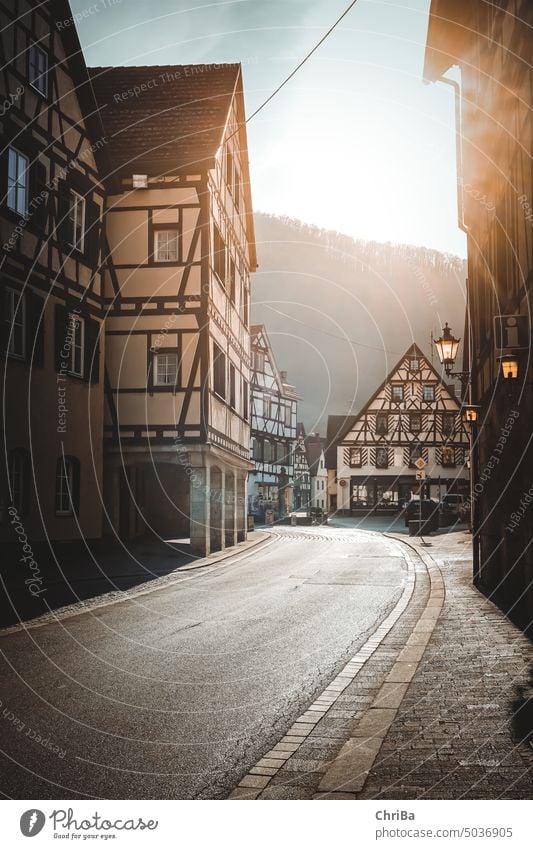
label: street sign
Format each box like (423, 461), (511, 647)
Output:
(415, 470), (426, 480)
(414, 457), (427, 470)
(494, 315), (529, 350)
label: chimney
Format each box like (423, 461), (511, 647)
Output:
(280, 370), (287, 381)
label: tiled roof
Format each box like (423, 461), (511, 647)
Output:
(88, 64), (241, 177)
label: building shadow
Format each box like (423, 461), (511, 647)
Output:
(510, 663), (533, 749)
(0, 535), (194, 628)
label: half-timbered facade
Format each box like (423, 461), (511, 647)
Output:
(248, 325), (299, 520)
(424, 0), (533, 633)
(89, 63), (256, 555)
(293, 423), (311, 511)
(336, 345), (469, 512)
(1, 0), (107, 542)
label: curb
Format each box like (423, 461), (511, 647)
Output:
(314, 535), (445, 798)
(0, 531), (273, 637)
(229, 534), (419, 799)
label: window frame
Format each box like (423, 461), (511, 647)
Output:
(375, 447), (388, 469)
(410, 413), (422, 433)
(68, 313), (85, 378)
(422, 384), (436, 402)
(349, 447), (362, 468)
(242, 376), (249, 420)
(409, 445), (424, 467)
(284, 405), (292, 427)
(213, 342), (226, 400)
(55, 456), (75, 516)
(28, 43), (48, 96)
(409, 357), (420, 372)
(4, 288), (26, 359)
(441, 446), (456, 467)
(442, 413), (455, 436)
(391, 384), (404, 403)
(68, 189), (86, 252)
(154, 351), (179, 387)
(229, 363), (236, 409)
(154, 228), (180, 263)
(376, 413), (388, 434)
(213, 222), (226, 284)
(7, 146), (29, 216)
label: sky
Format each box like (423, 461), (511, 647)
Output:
(73, 0), (467, 257)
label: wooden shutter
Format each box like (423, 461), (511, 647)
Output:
(84, 315), (100, 384)
(54, 303), (68, 371)
(28, 291), (45, 367)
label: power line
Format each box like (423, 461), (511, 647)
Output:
(263, 304), (405, 357)
(228, 0), (360, 141)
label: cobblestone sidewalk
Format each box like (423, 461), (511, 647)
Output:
(231, 531), (533, 800)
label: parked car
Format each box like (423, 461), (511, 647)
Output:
(404, 498), (440, 531)
(442, 493), (464, 517)
(438, 500), (457, 526)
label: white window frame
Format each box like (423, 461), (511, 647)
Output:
(284, 405), (292, 427)
(68, 190), (86, 252)
(7, 147), (29, 216)
(4, 288), (26, 359)
(154, 352), (178, 386)
(56, 457), (74, 516)
(154, 229), (179, 262)
(409, 358), (420, 371)
(69, 314), (84, 377)
(28, 43), (48, 96)
(391, 384), (404, 402)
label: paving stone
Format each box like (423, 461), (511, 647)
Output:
(386, 661), (418, 683)
(373, 683), (409, 709)
(352, 708), (397, 738)
(238, 775), (271, 790)
(229, 787), (261, 799)
(318, 737), (384, 792)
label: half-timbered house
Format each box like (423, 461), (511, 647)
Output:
(248, 324), (299, 520)
(1, 0), (107, 543)
(305, 434), (328, 511)
(335, 345), (469, 513)
(89, 63), (256, 555)
(293, 423), (311, 511)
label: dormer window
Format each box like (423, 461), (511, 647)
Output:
(132, 174), (148, 189)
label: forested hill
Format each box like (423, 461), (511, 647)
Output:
(251, 213), (467, 434)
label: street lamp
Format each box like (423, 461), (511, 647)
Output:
(462, 404), (481, 424)
(497, 353), (519, 380)
(433, 322), (461, 377)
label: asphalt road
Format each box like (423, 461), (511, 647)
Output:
(0, 525), (407, 799)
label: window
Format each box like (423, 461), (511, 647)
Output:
(410, 413), (422, 433)
(253, 350), (265, 371)
(284, 405), (292, 427)
(132, 174), (148, 189)
(55, 456), (79, 516)
(442, 446), (456, 467)
(391, 385), (404, 402)
(155, 229), (179, 262)
(213, 223), (226, 283)
(155, 352), (178, 386)
(264, 441), (274, 463)
(28, 44), (48, 96)
(9, 450), (28, 515)
(68, 190), (85, 251)
(242, 376), (249, 420)
(4, 289), (26, 358)
(422, 384), (435, 402)
(376, 413), (388, 434)
(68, 313), (84, 377)
(225, 150), (234, 192)
(229, 363), (236, 409)
(376, 447), (388, 469)
(409, 358), (420, 371)
(213, 342), (226, 398)
(409, 445), (423, 466)
(229, 257), (236, 302)
(263, 396), (273, 419)
(252, 438), (262, 461)
(7, 147), (29, 215)
(442, 413), (455, 435)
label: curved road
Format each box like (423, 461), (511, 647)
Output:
(0, 526), (407, 799)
